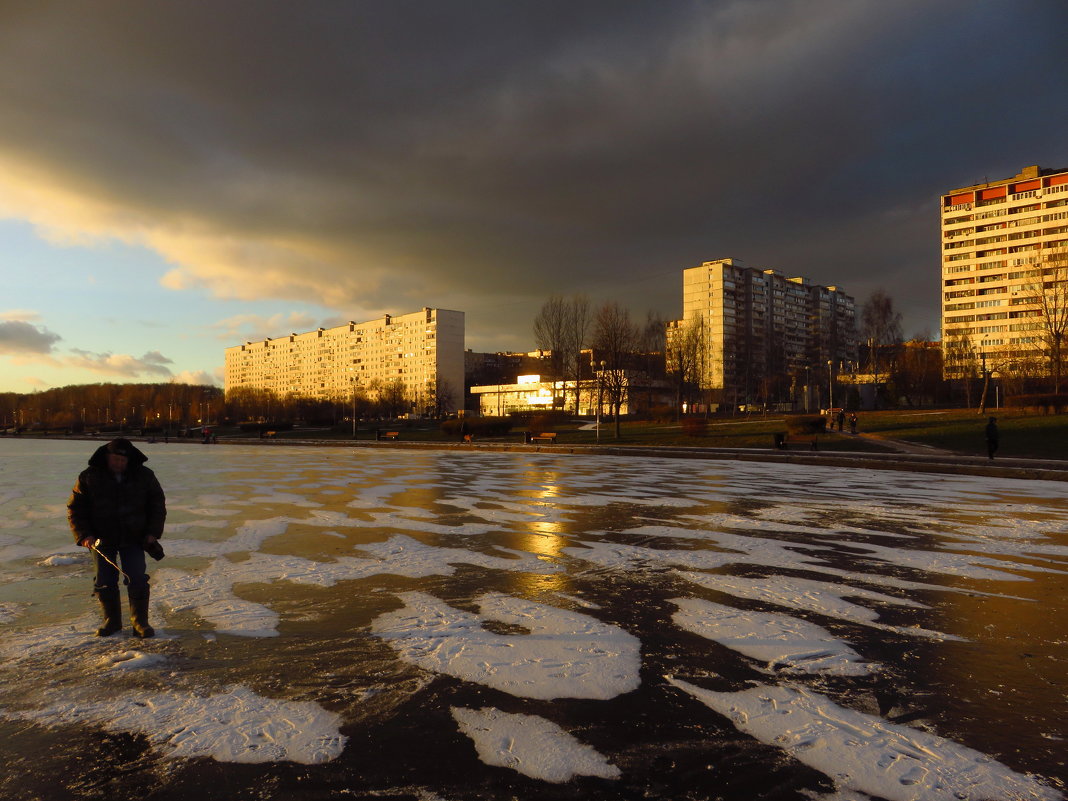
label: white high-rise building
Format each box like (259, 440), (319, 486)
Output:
(668, 258), (856, 407)
(224, 308), (465, 413)
(941, 164), (1068, 377)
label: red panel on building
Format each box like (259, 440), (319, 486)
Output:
(1012, 179), (1041, 193)
(1048, 174), (1068, 187)
(947, 192), (974, 206)
(980, 187), (1007, 200)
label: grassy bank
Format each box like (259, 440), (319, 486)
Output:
(17, 408), (1065, 461)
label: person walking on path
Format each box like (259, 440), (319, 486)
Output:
(985, 416), (1000, 461)
(836, 409), (846, 432)
(68, 438), (166, 638)
(849, 413), (858, 435)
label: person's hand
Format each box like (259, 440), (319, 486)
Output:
(78, 537), (94, 548)
(144, 535), (157, 545)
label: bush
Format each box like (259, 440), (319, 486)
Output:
(649, 405), (675, 423)
(1006, 394), (1068, 414)
(440, 417), (514, 437)
(786, 415), (827, 435)
(681, 417), (707, 437)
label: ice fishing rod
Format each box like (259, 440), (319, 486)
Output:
(90, 539), (132, 583)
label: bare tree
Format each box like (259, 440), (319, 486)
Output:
(1022, 241), (1068, 393)
(943, 332), (978, 408)
(591, 301), (639, 437)
(665, 313), (707, 419)
(533, 294), (569, 379)
(534, 293), (592, 412)
(861, 289), (903, 396)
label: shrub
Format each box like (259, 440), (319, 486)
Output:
(1006, 394), (1068, 414)
(681, 417), (707, 437)
(440, 417), (514, 437)
(786, 415), (827, 435)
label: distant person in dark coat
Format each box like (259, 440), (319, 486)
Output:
(68, 438), (166, 637)
(985, 417), (999, 460)
(836, 409), (846, 432)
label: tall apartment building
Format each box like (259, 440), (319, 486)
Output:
(224, 308), (465, 413)
(941, 165), (1068, 376)
(668, 258), (856, 406)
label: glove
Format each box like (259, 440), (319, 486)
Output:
(143, 539), (165, 561)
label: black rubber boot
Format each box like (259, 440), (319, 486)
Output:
(95, 587), (123, 637)
(128, 586), (154, 639)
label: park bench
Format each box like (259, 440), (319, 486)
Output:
(377, 430), (400, 441)
(774, 433), (818, 451)
(527, 432), (557, 444)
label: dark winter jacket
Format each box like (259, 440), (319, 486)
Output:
(68, 441), (166, 548)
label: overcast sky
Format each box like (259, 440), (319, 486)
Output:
(2, 0), (1067, 392)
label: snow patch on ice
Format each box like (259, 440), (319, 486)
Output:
(102, 650), (167, 671)
(669, 678), (1063, 801)
(452, 706), (620, 782)
(10, 685), (346, 764)
(671, 598), (877, 676)
(372, 592), (641, 700)
(679, 573), (960, 641)
(37, 552), (88, 567)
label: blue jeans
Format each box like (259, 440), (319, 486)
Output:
(92, 542), (148, 590)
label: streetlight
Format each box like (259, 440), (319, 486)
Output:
(596, 360), (606, 443)
(351, 377), (358, 439)
(827, 360), (833, 410)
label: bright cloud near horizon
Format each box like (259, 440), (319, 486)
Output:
(2, 1), (1066, 393)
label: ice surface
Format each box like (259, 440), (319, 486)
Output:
(0, 439), (1064, 801)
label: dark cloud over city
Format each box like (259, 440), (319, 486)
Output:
(2, 0), (1066, 350)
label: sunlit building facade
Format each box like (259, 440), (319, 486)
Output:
(940, 164), (1068, 376)
(224, 308), (465, 413)
(668, 258), (856, 407)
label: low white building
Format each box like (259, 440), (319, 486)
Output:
(470, 374), (670, 417)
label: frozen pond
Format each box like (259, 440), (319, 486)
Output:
(0, 438), (1065, 800)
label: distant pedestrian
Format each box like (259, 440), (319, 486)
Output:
(836, 409), (845, 431)
(849, 413), (858, 435)
(985, 416), (999, 460)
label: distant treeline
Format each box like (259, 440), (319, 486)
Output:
(0, 382), (222, 430)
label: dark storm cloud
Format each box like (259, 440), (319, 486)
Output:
(2, 0), (1067, 347)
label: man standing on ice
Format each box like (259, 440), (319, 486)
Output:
(68, 437), (166, 638)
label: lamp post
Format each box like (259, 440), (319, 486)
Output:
(826, 360), (833, 411)
(979, 338), (990, 415)
(351, 377), (358, 439)
(596, 360), (606, 444)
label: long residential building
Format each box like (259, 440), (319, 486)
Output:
(668, 258), (856, 407)
(941, 164), (1068, 376)
(224, 308), (465, 413)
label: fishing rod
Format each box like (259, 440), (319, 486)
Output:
(89, 539), (131, 584)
